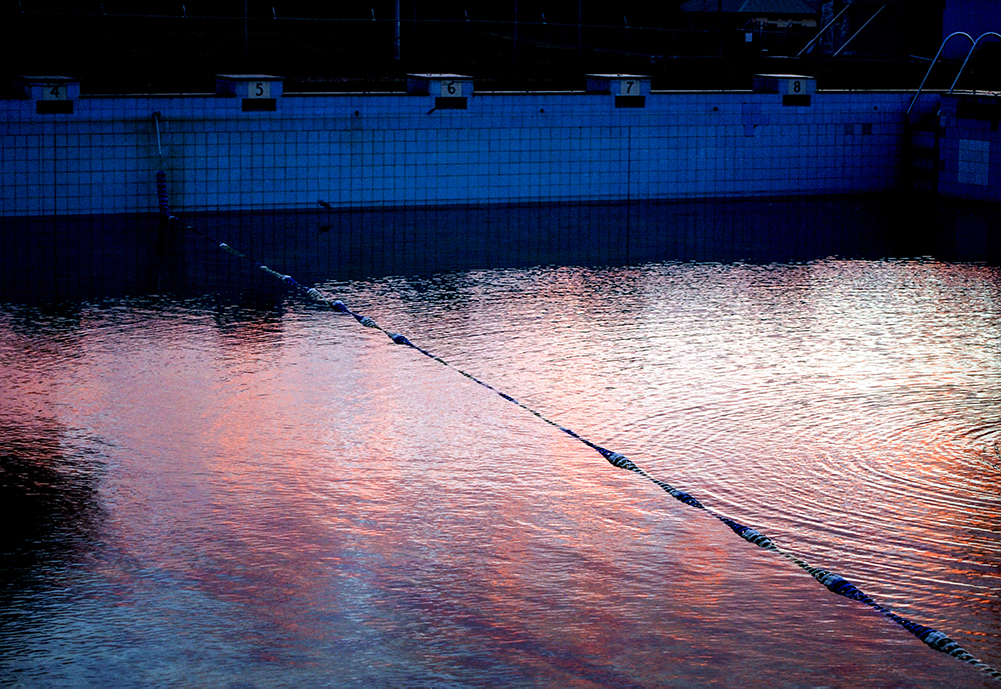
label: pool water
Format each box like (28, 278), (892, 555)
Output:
(1, 196), (999, 686)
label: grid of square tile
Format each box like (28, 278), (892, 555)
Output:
(1, 88), (915, 218)
(937, 95), (1001, 202)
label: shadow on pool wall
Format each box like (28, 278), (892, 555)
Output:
(1, 193), (999, 305)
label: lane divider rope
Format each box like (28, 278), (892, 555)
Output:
(156, 172), (1000, 681)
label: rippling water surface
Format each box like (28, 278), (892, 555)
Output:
(1, 197), (1000, 686)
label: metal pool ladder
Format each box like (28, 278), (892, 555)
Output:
(907, 31), (1001, 116)
(903, 31), (1001, 193)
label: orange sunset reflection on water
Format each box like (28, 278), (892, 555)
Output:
(1, 256), (999, 686)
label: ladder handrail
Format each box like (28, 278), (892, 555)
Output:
(797, 4), (851, 57)
(949, 31), (1001, 93)
(906, 31), (974, 116)
(832, 4), (886, 57)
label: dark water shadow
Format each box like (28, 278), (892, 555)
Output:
(0, 424), (105, 577)
(2, 193), (999, 305)
(0, 304), (106, 601)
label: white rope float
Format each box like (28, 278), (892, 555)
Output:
(156, 172), (1001, 682)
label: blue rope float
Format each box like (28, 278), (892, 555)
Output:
(155, 173), (1001, 682)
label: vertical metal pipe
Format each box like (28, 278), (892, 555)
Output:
(577, 0), (581, 57)
(153, 112), (162, 157)
(395, 0), (401, 60)
(513, 0), (518, 63)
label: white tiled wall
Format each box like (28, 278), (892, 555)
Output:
(1, 90), (912, 217)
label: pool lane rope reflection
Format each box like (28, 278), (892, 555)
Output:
(156, 173), (1000, 681)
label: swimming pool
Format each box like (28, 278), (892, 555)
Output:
(1, 195), (999, 685)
